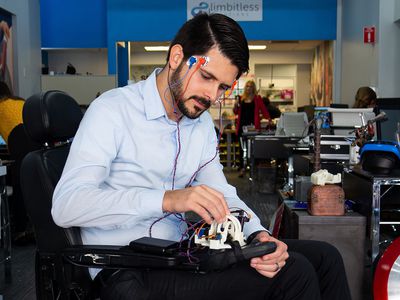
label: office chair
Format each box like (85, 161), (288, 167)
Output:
(7, 124), (41, 241)
(20, 91), (201, 300)
(20, 90), (92, 299)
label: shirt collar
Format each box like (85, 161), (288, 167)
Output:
(142, 68), (166, 121)
(142, 68), (201, 125)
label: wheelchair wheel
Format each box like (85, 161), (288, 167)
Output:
(373, 237), (400, 300)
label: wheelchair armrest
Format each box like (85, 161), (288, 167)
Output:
(62, 245), (199, 271)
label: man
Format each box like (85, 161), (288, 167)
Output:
(52, 13), (351, 299)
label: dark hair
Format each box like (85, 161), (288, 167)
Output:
(167, 13), (249, 79)
(353, 86), (377, 108)
(0, 81), (11, 99)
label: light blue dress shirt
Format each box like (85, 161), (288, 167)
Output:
(52, 69), (266, 277)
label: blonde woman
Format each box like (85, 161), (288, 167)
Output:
(233, 80), (271, 176)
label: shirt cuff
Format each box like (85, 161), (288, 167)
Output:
(135, 189), (165, 218)
(243, 219), (269, 240)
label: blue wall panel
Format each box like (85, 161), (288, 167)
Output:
(40, 0), (337, 73)
(41, 0), (107, 48)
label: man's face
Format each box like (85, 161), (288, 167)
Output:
(170, 47), (238, 119)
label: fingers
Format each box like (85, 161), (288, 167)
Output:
(251, 260), (286, 272)
(194, 185), (228, 223)
(162, 185), (229, 224)
(251, 246), (289, 265)
(250, 257), (287, 278)
(200, 185), (230, 215)
(191, 203), (214, 224)
(254, 237), (288, 262)
(250, 235), (289, 278)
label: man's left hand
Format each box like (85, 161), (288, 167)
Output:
(249, 231), (289, 278)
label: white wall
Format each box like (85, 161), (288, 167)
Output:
(41, 75), (116, 105)
(130, 51), (167, 66)
(296, 64), (312, 107)
(339, 0), (400, 106)
(47, 49), (108, 75)
(45, 48), (313, 106)
(0, 0), (41, 99)
(395, 0), (400, 22)
(339, 0), (379, 107)
(130, 49), (313, 69)
(377, 0), (400, 97)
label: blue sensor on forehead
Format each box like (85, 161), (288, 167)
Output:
(187, 56), (197, 69)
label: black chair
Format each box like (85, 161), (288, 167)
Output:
(20, 91), (191, 300)
(20, 90), (93, 299)
(7, 123), (41, 239)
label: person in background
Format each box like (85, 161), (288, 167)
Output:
(233, 80), (271, 177)
(0, 81), (37, 245)
(262, 94), (281, 119)
(0, 20), (13, 90)
(353, 86), (377, 108)
(52, 13), (351, 300)
(0, 81), (23, 142)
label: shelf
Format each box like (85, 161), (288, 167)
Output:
(270, 100), (294, 105)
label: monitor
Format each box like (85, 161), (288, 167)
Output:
(376, 98), (400, 141)
(328, 107), (375, 136)
(330, 103), (349, 108)
(297, 105), (315, 122)
(275, 112), (309, 137)
(0, 134), (6, 145)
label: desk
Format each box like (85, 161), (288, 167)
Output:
(220, 129), (237, 169)
(343, 166), (400, 262)
(282, 143), (309, 190)
(291, 210), (366, 300)
(241, 131), (273, 175)
(0, 165), (11, 285)
(280, 195), (366, 300)
(213, 120), (237, 169)
(247, 135), (309, 183)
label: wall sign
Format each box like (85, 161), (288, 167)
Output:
(187, 0), (263, 21)
(363, 26), (376, 44)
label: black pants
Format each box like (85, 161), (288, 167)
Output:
(99, 240), (351, 300)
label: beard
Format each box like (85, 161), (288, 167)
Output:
(169, 63), (211, 119)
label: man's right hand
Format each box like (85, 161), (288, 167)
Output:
(162, 185), (230, 224)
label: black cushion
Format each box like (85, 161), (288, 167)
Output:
(23, 90), (83, 145)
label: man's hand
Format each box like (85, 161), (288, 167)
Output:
(162, 185), (230, 224)
(250, 231), (289, 278)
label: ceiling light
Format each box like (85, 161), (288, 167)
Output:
(248, 45), (267, 50)
(144, 46), (169, 51)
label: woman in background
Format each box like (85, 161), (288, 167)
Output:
(0, 81), (38, 245)
(0, 81), (23, 142)
(353, 86), (377, 108)
(233, 80), (271, 177)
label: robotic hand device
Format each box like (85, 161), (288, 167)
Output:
(192, 214), (277, 271)
(65, 214), (276, 273)
(194, 214), (246, 250)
